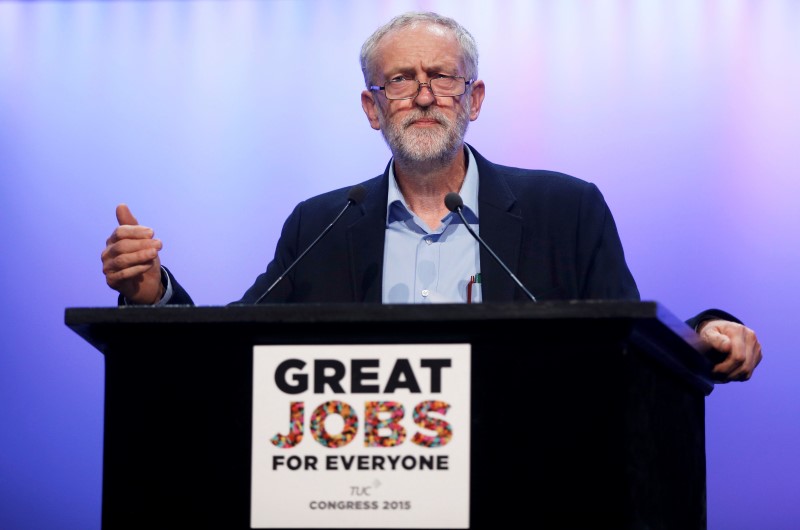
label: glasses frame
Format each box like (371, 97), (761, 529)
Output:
(369, 75), (474, 100)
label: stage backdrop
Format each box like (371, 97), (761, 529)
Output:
(1, 1), (797, 528)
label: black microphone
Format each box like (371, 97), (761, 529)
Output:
(253, 185), (367, 304)
(444, 192), (537, 302)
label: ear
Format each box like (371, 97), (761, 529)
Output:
(468, 79), (485, 121)
(361, 90), (382, 130)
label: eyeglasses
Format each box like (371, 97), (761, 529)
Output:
(369, 75), (473, 100)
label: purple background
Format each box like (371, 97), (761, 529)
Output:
(1, 1), (798, 528)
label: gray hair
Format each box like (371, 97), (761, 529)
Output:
(359, 11), (479, 87)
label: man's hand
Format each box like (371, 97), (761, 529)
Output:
(698, 319), (763, 382)
(101, 204), (165, 305)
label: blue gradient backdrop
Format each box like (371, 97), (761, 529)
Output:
(1, 1), (798, 528)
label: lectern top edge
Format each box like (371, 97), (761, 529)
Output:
(65, 299), (663, 326)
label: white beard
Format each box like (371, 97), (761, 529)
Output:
(377, 96), (471, 171)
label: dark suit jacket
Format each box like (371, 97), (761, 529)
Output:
(164, 144), (738, 328)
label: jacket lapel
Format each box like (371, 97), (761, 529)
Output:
(470, 146), (524, 302)
(347, 167), (391, 303)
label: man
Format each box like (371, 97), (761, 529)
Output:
(101, 11), (761, 382)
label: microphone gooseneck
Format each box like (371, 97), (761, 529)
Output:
(444, 192), (537, 302)
(254, 185), (367, 304)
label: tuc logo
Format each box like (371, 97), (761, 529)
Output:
(270, 357), (454, 450)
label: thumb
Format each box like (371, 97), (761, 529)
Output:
(116, 203), (139, 226)
(702, 324), (733, 353)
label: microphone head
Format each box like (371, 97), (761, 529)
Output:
(348, 185), (367, 205)
(444, 192), (464, 212)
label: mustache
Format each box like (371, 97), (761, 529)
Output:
(401, 108), (449, 129)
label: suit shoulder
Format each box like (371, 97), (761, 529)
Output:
(469, 145), (595, 191)
(494, 164), (593, 188)
(490, 164), (602, 203)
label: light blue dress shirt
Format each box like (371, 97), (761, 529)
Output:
(382, 146), (481, 304)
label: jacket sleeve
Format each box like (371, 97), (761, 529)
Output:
(576, 183), (641, 300)
(116, 266), (195, 306)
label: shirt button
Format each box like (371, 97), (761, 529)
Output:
(424, 237), (432, 245)
(421, 289), (430, 297)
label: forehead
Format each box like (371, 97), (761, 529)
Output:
(372, 23), (464, 75)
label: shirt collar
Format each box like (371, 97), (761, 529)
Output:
(386, 145), (480, 223)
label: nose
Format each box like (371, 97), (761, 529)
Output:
(414, 81), (435, 106)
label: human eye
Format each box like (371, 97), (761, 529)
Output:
(388, 75), (412, 84)
(431, 75), (459, 88)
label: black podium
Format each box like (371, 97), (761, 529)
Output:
(65, 301), (714, 530)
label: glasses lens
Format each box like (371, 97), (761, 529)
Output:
(385, 79), (417, 99)
(430, 77), (465, 96)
